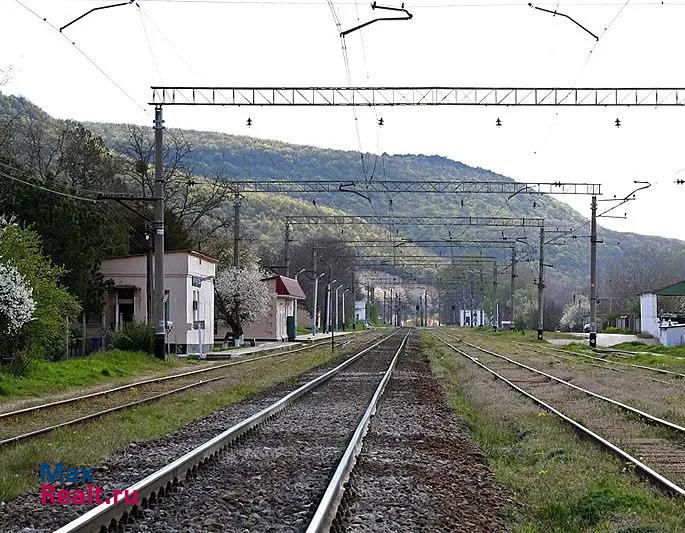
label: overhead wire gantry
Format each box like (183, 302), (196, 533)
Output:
(145, 85), (667, 354)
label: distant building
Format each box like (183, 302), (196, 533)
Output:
(240, 275), (306, 342)
(100, 251), (216, 354)
(354, 300), (366, 323)
(640, 280), (685, 347)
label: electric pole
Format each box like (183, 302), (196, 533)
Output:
(424, 289), (428, 327)
(590, 195), (598, 347)
(153, 106), (166, 359)
(233, 193), (241, 268)
(537, 227), (545, 340)
(284, 221), (291, 277)
(510, 247), (517, 328)
(493, 261), (498, 329)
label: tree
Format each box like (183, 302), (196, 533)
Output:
(215, 265), (270, 343)
(559, 294), (590, 331)
(0, 115), (130, 315)
(0, 262), (35, 337)
(115, 125), (232, 253)
(0, 218), (80, 367)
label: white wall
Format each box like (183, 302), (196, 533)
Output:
(101, 252), (216, 353)
(354, 301), (366, 322)
(640, 293), (659, 338)
(660, 325), (685, 347)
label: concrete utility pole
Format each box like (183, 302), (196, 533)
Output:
(537, 227), (545, 340)
(342, 288), (349, 329)
(383, 290), (387, 324)
(335, 285), (342, 331)
(233, 194), (241, 268)
(424, 290), (428, 327)
(284, 221), (291, 276)
(590, 195), (598, 348)
(146, 230), (154, 326)
(493, 262), (499, 329)
(311, 251), (320, 336)
(510, 247), (517, 327)
(153, 106), (166, 359)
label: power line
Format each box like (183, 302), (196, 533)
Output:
(0, 169), (100, 203)
(13, 0), (150, 118)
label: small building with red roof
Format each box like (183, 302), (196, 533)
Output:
(242, 275), (306, 342)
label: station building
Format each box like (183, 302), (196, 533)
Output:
(99, 250), (217, 354)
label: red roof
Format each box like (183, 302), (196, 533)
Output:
(262, 275), (306, 299)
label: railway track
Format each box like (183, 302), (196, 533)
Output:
(431, 330), (685, 498)
(511, 340), (685, 380)
(0, 333), (370, 448)
(450, 328), (685, 379)
(50, 328), (409, 533)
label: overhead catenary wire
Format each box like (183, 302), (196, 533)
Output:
(0, 169), (100, 203)
(13, 0), (150, 118)
(137, 3), (165, 85)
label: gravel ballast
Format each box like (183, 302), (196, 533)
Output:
(336, 335), (514, 532)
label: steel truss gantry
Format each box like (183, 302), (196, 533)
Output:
(285, 215), (544, 228)
(151, 86), (685, 107)
(225, 180), (601, 196)
(285, 214), (543, 328)
(146, 85), (619, 349)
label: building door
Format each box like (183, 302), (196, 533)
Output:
(116, 289), (135, 331)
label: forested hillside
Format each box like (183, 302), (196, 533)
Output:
(86, 119), (685, 295)
(4, 92), (685, 303)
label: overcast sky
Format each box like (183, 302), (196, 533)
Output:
(3, 0), (685, 239)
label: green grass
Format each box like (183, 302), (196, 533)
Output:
(556, 342), (685, 372)
(0, 343), (348, 501)
(0, 350), (192, 399)
(609, 342), (685, 359)
(423, 332), (685, 532)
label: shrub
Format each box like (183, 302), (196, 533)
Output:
(112, 322), (155, 353)
(0, 219), (80, 372)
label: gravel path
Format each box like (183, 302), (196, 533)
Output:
(335, 335), (514, 532)
(122, 331), (407, 532)
(0, 332), (382, 533)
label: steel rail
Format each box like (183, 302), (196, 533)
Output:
(0, 336), (366, 448)
(516, 341), (629, 374)
(511, 340), (685, 380)
(306, 330), (410, 532)
(0, 337), (352, 421)
(53, 329), (403, 533)
(443, 333), (685, 434)
(430, 332), (685, 498)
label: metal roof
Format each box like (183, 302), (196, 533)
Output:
(262, 275), (306, 300)
(654, 280), (685, 297)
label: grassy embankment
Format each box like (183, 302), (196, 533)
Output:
(0, 351), (197, 400)
(0, 341), (360, 501)
(423, 331), (685, 532)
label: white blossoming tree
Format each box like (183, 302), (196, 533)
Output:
(214, 265), (270, 345)
(0, 262), (35, 338)
(559, 295), (590, 331)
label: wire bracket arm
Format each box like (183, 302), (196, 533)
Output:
(341, 2), (413, 37)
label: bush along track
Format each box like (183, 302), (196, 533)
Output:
(423, 331), (685, 532)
